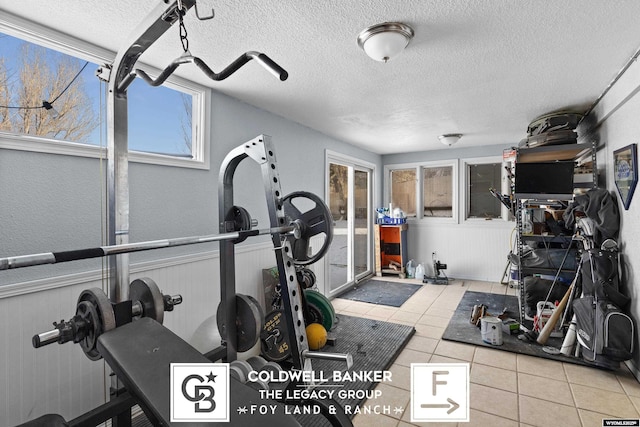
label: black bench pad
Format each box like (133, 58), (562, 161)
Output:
(97, 317), (300, 426)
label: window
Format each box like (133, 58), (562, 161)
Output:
(423, 165), (453, 217)
(467, 162), (502, 219)
(0, 16), (209, 168)
(390, 168), (416, 216)
(385, 160), (457, 221)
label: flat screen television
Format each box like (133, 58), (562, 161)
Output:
(514, 161), (575, 200)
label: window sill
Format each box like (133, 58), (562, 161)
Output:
(0, 132), (209, 170)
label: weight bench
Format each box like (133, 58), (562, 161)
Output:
(96, 317), (300, 426)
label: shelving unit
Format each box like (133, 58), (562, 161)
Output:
(506, 141), (597, 325)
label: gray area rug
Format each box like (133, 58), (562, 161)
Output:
(442, 291), (588, 366)
(339, 279), (421, 307)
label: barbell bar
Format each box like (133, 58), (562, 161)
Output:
(0, 225), (295, 271)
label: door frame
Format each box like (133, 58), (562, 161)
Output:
(325, 150), (376, 297)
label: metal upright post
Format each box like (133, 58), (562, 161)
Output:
(104, 2), (196, 425)
(218, 136), (310, 370)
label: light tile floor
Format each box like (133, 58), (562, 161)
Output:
(332, 277), (640, 427)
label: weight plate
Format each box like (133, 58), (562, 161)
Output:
(130, 277), (165, 324)
(296, 267), (316, 289)
(230, 360), (253, 380)
(246, 355), (268, 371)
(262, 361), (287, 391)
(76, 288), (116, 361)
(305, 303), (325, 329)
(225, 206), (254, 243)
(261, 310), (291, 362)
(282, 191), (334, 265)
(226, 205), (253, 231)
(75, 301), (101, 361)
(229, 365), (246, 383)
(261, 361), (284, 375)
(303, 289), (335, 331)
(216, 294), (264, 352)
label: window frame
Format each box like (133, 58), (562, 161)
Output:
(461, 156), (510, 222)
(384, 159), (458, 223)
(0, 12), (211, 170)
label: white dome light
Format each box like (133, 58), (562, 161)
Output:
(357, 22), (414, 63)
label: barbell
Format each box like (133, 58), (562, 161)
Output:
(0, 191), (333, 270)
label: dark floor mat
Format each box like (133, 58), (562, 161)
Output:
(295, 314), (414, 426)
(132, 315), (414, 426)
(338, 279), (421, 307)
(442, 291), (588, 366)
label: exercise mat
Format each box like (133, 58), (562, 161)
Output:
(339, 279), (421, 307)
(132, 315), (413, 426)
(442, 290), (588, 366)
(295, 314), (414, 426)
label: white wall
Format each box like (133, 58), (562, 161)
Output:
(585, 54), (640, 376)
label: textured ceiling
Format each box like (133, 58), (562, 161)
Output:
(3, 0), (640, 154)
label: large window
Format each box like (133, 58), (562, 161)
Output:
(0, 17), (209, 168)
(386, 161), (457, 221)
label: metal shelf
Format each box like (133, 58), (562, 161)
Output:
(516, 143), (593, 164)
(508, 140), (597, 326)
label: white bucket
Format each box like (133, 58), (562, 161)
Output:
(481, 316), (503, 345)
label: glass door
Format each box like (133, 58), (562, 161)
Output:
(327, 155), (372, 296)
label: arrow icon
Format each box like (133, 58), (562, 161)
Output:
(421, 398), (460, 414)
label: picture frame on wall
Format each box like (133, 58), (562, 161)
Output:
(613, 143), (638, 210)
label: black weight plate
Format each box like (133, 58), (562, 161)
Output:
(130, 277), (165, 324)
(76, 288), (115, 361)
(282, 191), (334, 265)
(216, 294), (264, 352)
(261, 310), (291, 362)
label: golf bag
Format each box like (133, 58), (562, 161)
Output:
(573, 247), (633, 368)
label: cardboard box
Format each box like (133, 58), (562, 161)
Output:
(502, 318), (520, 335)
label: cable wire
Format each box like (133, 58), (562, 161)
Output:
(0, 61), (89, 109)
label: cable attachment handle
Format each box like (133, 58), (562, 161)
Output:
(134, 51), (288, 87)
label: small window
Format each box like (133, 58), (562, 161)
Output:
(390, 168), (416, 216)
(0, 27), (207, 167)
(423, 165), (453, 217)
(467, 163), (502, 219)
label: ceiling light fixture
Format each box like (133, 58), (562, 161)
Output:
(438, 134), (462, 146)
(357, 22), (414, 62)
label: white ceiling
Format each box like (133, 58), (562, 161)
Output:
(3, 0), (640, 154)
